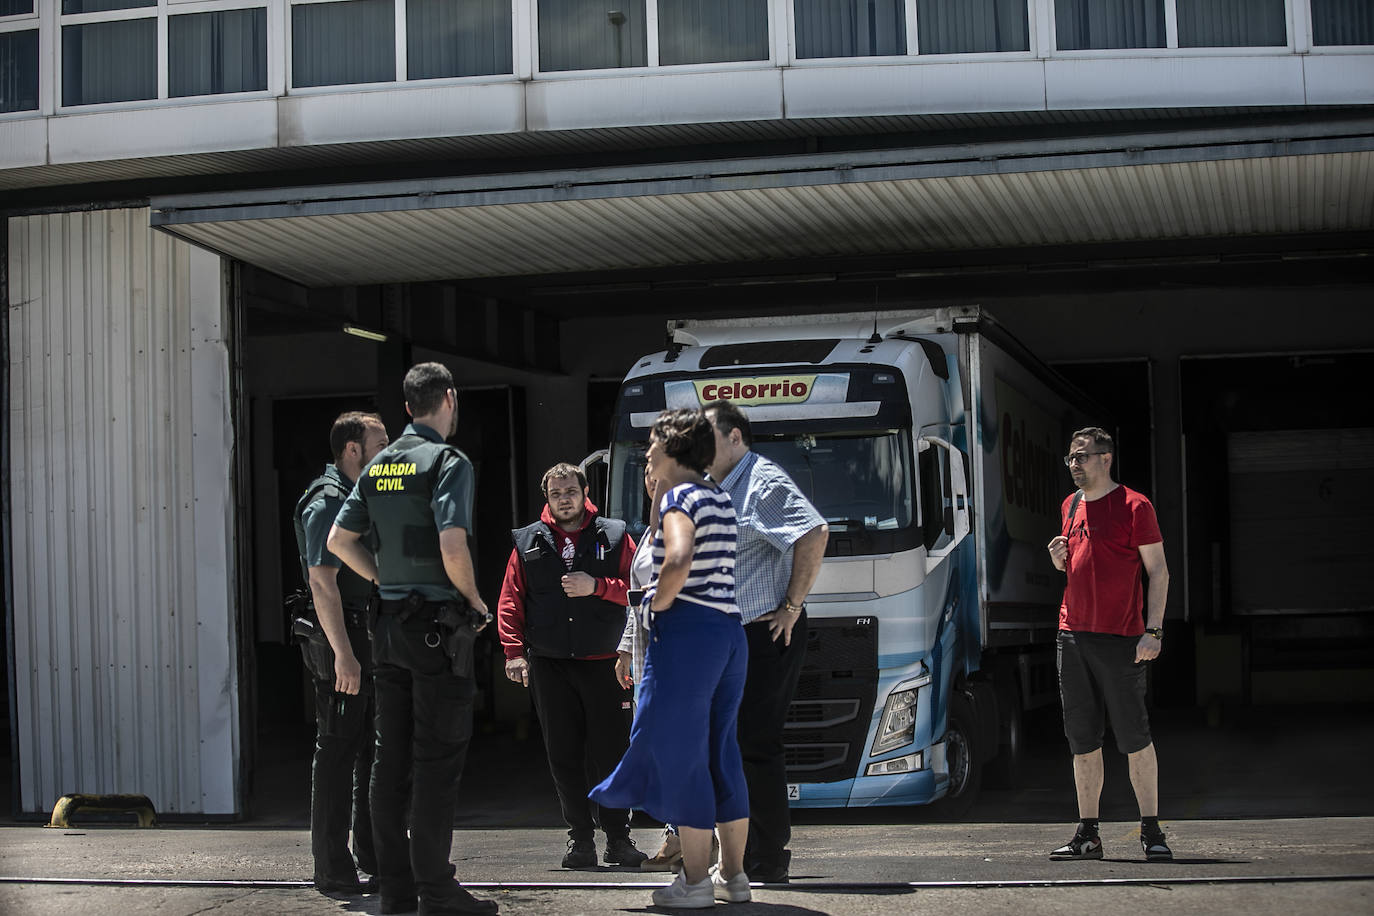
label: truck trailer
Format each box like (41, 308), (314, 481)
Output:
(597, 306), (1103, 810)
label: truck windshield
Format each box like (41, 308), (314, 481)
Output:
(607, 429), (914, 544)
(754, 430), (914, 533)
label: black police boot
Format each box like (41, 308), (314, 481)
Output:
(314, 873), (365, 896)
(418, 882), (499, 916)
(746, 848), (791, 884)
(379, 884), (418, 914)
(380, 896), (418, 915)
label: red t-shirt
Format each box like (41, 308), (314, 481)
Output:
(1059, 485), (1162, 637)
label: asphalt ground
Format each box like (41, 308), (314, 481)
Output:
(1, 704), (1370, 914)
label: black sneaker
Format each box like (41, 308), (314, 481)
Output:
(1141, 827), (1173, 862)
(604, 835), (648, 867)
(1050, 829), (1103, 860)
(561, 836), (597, 869)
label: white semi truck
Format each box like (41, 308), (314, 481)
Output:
(597, 307), (1101, 809)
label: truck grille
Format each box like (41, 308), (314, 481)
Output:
(783, 743), (849, 773)
(783, 617), (879, 783)
(785, 698), (860, 729)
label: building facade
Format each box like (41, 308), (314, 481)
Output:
(4, 0), (1373, 816)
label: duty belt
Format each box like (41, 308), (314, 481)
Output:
(341, 606), (368, 630)
(378, 594), (449, 621)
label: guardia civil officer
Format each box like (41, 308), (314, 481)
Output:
(328, 362), (497, 916)
(295, 411), (389, 896)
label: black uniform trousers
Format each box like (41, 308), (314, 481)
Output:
(311, 623), (377, 881)
(527, 654), (634, 841)
(370, 611), (476, 905)
(739, 611), (808, 875)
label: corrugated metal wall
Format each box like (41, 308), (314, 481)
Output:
(6, 209), (239, 816)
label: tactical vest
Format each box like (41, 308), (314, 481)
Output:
(513, 516), (628, 658)
(293, 466), (374, 612)
(358, 432), (467, 593)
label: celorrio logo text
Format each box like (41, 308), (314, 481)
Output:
(695, 376), (815, 406)
(993, 376), (1060, 544)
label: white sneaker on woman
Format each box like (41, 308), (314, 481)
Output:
(709, 864), (751, 903)
(651, 873), (715, 909)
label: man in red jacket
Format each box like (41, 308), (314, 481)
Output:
(497, 462), (647, 869)
(1046, 427), (1172, 863)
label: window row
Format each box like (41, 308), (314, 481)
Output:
(3, 0), (1372, 114)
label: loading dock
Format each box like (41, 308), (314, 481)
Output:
(7, 113), (1374, 814)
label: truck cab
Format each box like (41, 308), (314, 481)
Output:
(599, 307), (1093, 809)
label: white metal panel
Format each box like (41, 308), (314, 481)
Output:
(7, 209), (240, 816)
(783, 61), (1047, 119)
(1046, 56), (1307, 110)
(277, 82), (528, 147)
(155, 151), (1374, 287)
(0, 117), (46, 170)
(45, 100), (280, 165)
(526, 69), (785, 132)
(1304, 54), (1374, 106)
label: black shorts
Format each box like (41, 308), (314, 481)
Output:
(1056, 630), (1152, 755)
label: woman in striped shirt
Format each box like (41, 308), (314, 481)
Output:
(591, 408), (752, 908)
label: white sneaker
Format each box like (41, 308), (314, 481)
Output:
(709, 864), (751, 903)
(651, 873), (715, 909)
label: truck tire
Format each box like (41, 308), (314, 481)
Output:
(934, 689), (982, 819)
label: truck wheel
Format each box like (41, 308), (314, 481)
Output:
(934, 689), (982, 819)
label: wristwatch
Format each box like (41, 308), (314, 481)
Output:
(783, 598), (805, 614)
(1144, 627), (1163, 639)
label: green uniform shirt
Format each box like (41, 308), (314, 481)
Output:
(335, 422), (475, 601)
(295, 464), (375, 612)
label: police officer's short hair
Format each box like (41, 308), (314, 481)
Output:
(541, 462), (587, 497)
(704, 399), (752, 447)
(403, 362), (454, 417)
(1070, 426), (1114, 453)
(652, 409), (716, 475)
(330, 411), (382, 462)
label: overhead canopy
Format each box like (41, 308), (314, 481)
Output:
(151, 120), (1374, 288)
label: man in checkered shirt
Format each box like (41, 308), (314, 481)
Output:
(704, 399), (828, 885)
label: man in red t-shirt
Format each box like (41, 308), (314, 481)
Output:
(1046, 427), (1172, 863)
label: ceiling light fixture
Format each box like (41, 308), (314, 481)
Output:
(342, 323), (388, 343)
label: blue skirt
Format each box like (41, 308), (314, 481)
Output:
(589, 598), (749, 830)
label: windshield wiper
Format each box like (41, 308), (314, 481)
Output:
(825, 518), (875, 531)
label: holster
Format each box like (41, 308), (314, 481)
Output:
(366, 584), (382, 634)
(291, 615), (335, 682)
(432, 598), (490, 679)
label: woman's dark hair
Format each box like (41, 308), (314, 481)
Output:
(651, 408), (716, 475)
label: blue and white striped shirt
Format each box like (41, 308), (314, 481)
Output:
(717, 451), (827, 624)
(648, 482), (738, 616)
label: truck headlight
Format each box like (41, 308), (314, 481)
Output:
(865, 752), (923, 777)
(871, 665), (931, 756)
